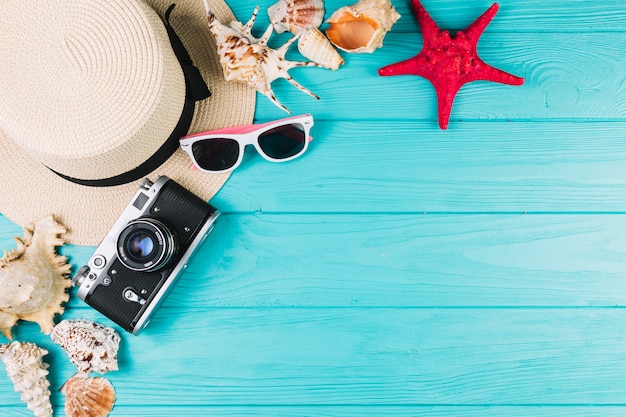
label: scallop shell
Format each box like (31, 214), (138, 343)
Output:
(298, 28), (344, 70)
(61, 373), (116, 417)
(268, 0), (325, 34)
(0, 215), (71, 340)
(51, 319), (121, 375)
(326, 0), (401, 53)
(0, 341), (52, 417)
(203, 2), (321, 113)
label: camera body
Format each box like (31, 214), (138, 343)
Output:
(72, 176), (220, 334)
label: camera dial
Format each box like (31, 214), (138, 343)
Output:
(116, 217), (179, 272)
(72, 265), (90, 287)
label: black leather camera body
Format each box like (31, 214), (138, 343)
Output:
(73, 176), (219, 334)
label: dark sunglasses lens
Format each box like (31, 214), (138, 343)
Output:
(258, 123), (306, 159)
(192, 138), (239, 171)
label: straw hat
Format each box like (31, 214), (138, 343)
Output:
(0, 0), (255, 246)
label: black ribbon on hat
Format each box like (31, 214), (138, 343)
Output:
(50, 4), (211, 187)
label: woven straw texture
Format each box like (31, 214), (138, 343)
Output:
(0, 0), (255, 245)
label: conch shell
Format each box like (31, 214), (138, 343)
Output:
(61, 373), (116, 417)
(0, 341), (52, 417)
(0, 215), (71, 339)
(51, 319), (121, 375)
(298, 28), (344, 70)
(268, 0), (325, 34)
(326, 0), (400, 53)
(203, 1), (321, 113)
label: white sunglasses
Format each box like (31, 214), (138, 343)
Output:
(179, 114), (314, 173)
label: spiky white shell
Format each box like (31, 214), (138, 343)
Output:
(268, 0), (325, 34)
(51, 319), (121, 375)
(0, 342), (52, 417)
(326, 0), (400, 53)
(203, 2), (321, 113)
(298, 27), (344, 70)
(61, 373), (116, 417)
(0, 215), (71, 339)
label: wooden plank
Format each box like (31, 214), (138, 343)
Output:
(212, 121), (626, 213)
(66, 406), (626, 417)
(3, 213), (626, 310)
(0, 405), (624, 417)
(3, 405), (626, 417)
(230, 0), (626, 32)
(3, 308), (626, 406)
(251, 31), (626, 121)
(171, 213), (626, 308)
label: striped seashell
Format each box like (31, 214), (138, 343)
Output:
(268, 0), (325, 34)
(61, 373), (116, 417)
(298, 28), (344, 70)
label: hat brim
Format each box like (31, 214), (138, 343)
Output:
(0, 0), (255, 246)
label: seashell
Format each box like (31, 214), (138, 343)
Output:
(268, 0), (325, 34)
(0, 215), (71, 340)
(51, 319), (121, 375)
(61, 373), (116, 417)
(326, 0), (401, 53)
(298, 28), (344, 70)
(203, 2), (321, 113)
(0, 341), (52, 417)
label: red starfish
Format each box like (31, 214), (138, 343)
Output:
(378, 0), (524, 130)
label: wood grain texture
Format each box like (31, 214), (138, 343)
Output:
(3, 212), (626, 309)
(254, 32), (626, 122)
(5, 406), (626, 416)
(227, 0), (626, 122)
(213, 121), (626, 213)
(3, 308), (626, 407)
(231, 0), (626, 33)
(124, 213), (626, 308)
(22, 406), (626, 417)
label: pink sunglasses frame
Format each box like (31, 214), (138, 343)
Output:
(179, 114), (314, 173)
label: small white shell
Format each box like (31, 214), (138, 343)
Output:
(61, 373), (116, 417)
(0, 342), (52, 417)
(326, 0), (401, 53)
(298, 28), (344, 70)
(268, 0), (325, 34)
(51, 319), (121, 375)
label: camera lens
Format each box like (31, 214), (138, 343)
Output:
(127, 232), (155, 259)
(117, 218), (178, 272)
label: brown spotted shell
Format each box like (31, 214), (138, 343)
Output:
(61, 373), (116, 417)
(203, 2), (321, 113)
(51, 319), (121, 375)
(0, 215), (71, 339)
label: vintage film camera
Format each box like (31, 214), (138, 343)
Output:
(72, 176), (220, 334)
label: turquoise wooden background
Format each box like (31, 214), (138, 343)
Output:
(3, 0), (626, 415)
